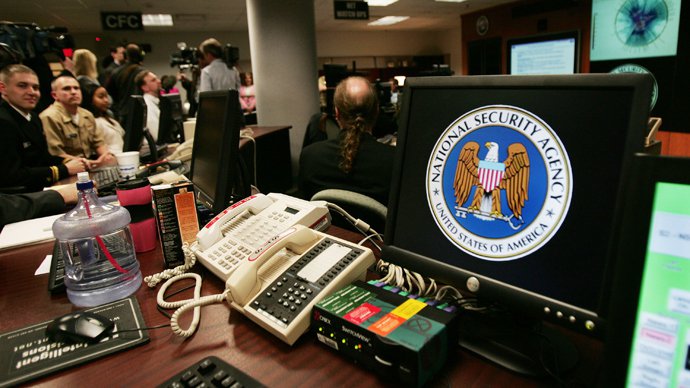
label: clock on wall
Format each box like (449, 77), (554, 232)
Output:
(476, 15), (489, 36)
(610, 63), (659, 110)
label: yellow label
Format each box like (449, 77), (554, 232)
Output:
(390, 298), (426, 320)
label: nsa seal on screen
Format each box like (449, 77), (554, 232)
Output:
(426, 105), (573, 261)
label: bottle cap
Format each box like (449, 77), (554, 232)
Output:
(77, 171), (90, 182)
(76, 171), (94, 190)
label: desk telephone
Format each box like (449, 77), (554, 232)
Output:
(194, 193), (331, 281)
(225, 224), (374, 345)
(156, 193), (374, 345)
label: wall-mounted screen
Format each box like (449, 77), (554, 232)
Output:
(591, 0), (682, 61)
(507, 31), (579, 75)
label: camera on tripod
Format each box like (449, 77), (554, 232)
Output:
(170, 42), (199, 69)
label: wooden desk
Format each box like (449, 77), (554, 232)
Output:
(0, 227), (602, 387)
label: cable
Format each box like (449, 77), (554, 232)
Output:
(324, 202), (383, 251)
(156, 272), (230, 338)
(144, 242), (198, 287)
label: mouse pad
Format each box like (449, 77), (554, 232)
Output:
(0, 296), (149, 387)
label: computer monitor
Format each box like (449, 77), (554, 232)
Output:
(190, 89), (248, 214)
(603, 154), (690, 387)
(383, 73), (653, 375)
(121, 95), (157, 162)
(158, 93), (185, 145)
(507, 31), (580, 75)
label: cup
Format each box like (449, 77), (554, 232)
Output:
(115, 151), (140, 180)
(183, 119), (196, 142)
(116, 178), (156, 253)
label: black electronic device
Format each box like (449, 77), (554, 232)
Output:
(48, 242), (65, 293)
(313, 280), (459, 387)
(507, 30), (580, 75)
(157, 93), (184, 144)
(602, 154), (690, 387)
(383, 73), (653, 375)
(158, 356), (263, 388)
(190, 89), (249, 214)
(45, 311), (115, 344)
(121, 95), (158, 163)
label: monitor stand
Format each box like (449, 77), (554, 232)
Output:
(457, 309), (579, 377)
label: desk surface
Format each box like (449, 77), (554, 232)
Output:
(0, 227), (602, 387)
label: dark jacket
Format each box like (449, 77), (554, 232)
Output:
(298, 132), (396, 205)
(0, 101), (69, 192)
(0, 190), (65, 230)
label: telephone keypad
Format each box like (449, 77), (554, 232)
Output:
(248, 238), (365, 328)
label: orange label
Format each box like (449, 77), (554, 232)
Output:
(369, 314), (405, 336)
(174, 191), (200, 243)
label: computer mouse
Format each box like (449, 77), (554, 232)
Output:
(45, 311), (115, 344)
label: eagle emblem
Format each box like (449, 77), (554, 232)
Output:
(453, 141), (530, 228)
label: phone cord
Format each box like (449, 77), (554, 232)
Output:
(156, 272), (229, 337)
(144, 242), (198, 287)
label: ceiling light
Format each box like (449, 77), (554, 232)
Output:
(142, 14), (174, 27)
(368, 16), (409, 26)
(367, 0), (398, 6)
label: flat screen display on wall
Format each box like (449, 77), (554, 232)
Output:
(590, 0), (682, 61)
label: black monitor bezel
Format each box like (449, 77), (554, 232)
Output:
(189, 89), (244, 214)
(602, 154), (690, 386)
(158, 93), (185, 144)
(121, 95), (158, 162)
(507, 30), (581, 75)
(383, 74), (653, 337)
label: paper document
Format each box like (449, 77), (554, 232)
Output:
(0, 214), (61, 250)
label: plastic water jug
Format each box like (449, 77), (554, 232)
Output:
(52, 172), (142, 306)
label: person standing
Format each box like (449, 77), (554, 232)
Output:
(0, 64), (86, 192)
(197, 38), (240, 97)
(106, 43), (146, 121)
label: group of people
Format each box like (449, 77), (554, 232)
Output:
(0, 37), (255, 228)
(0, 33), (391, 229)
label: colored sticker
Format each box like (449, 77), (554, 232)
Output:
(369, 314), (406, 336)
(344, 302), (381, 325)
(390, 298), (427, 320)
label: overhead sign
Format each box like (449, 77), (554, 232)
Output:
(101, 12), (143, 31)
(334, 1), (369, 20)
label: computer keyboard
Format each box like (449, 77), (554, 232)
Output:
(158, 356), (263, 388)
(91, 166), (120, 187)
(48, 242), (65, 293)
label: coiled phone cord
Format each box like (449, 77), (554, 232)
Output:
(156, 272), (230, 337)
(144, 242), (198, 288)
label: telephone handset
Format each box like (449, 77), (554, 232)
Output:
(227, 226), (320, 305)
(225, 225), (375, 345)
(194, 193), (331, 281)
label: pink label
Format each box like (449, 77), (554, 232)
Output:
(344, 302), (381, 325)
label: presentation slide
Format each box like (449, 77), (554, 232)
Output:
(510, 38), (576, 74)
(591, 0), (682, 61)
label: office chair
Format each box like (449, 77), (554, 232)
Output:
(310, 189), (387, 235)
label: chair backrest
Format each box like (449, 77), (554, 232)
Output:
(310, 189), (387, 234)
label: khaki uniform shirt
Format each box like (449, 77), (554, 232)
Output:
(39, 102), (105, 158)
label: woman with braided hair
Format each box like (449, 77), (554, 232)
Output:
(298, 76), (396, 205)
